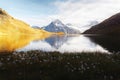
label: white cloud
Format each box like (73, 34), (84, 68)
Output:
(21, 0), (120, 31)
(52, 0), (120, 26)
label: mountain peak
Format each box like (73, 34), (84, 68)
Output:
(43, 19), (80, 34)
(52, 19), (62, 23)
(51, 19), (64, 27)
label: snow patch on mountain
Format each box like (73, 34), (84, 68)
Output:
(42, 19), (81, 34)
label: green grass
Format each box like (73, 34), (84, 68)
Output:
(0, 51), (120, 80)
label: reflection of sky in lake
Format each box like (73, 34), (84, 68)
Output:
(17, 35), (108, 53)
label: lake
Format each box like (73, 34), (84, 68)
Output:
(17, 34), (120, 53)
(17, 35), (107, 53)
(0, 34), (120, 53)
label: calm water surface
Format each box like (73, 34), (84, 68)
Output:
(0, 34), (120, 53)
(17, 34), (120, 53)
(16, 35), (109, 53)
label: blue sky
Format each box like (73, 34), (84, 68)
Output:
(0, 0), (58, 17)
(0, 0), (120, 30)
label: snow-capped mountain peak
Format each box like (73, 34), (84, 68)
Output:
(51, 19), (65, 27)
(52, 19), (62, 24)
(42, 20), (80, 34)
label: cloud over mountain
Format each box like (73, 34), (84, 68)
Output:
(52, 0), (120, 26)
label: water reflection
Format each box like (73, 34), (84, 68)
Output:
(45, 35), (71, 49)
(1, 34), (116, 53)
(87, 35), (120, 53)
(0, 34), (51, 52)
(18, 35), (108, 53)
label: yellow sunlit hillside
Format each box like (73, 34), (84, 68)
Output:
(0, 8), (51, 36)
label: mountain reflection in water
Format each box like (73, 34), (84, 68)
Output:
(87, 35), (120, 53)
(18, 35), (108, 53)
(45, 35), (71, 49)
(0, 34), (51, 52)
(1, 34), (118, 53)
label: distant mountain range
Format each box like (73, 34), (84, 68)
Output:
(84, 13), (120, 35)
(32, 20), (100, 34)
(80, 21), (99, 33)
(39, 19), (81, 34)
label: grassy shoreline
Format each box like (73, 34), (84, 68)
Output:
(0, 51), (120, 80)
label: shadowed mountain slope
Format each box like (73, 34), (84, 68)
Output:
(84, 13), (120, 35)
